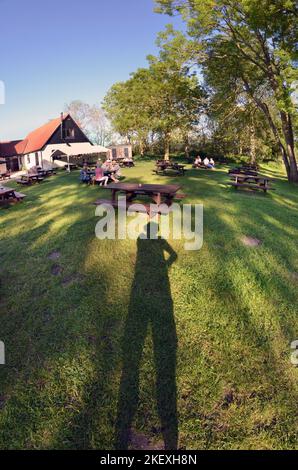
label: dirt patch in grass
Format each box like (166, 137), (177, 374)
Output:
(129, 430), (164, 450)
(290, 272), (298, 282)
(48, 251), (61, 261)
(241, 236), (262, 247)
(61, 273), (85, 287)
(51, 264), (63, 276)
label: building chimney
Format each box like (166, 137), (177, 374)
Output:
(60, 112), (64, 139)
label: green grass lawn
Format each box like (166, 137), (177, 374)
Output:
(0, 161), (297, 450)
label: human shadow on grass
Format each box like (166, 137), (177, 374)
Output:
(115, 222), (178, 450)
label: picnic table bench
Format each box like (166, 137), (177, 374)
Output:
(0, 171), (11, 181)
(153, 163), (186, 176)
(228, 173), (275, 193)
(16, 174), (44, 185)
(94, 182), (185, 216)
(0, 186), (26, 205)
(192, 163), (209, 169)
(228, 167), (258, 176)
(37, 168), (56, 177)
(64, 163), (78, 171)
(117, 158), (135, 168)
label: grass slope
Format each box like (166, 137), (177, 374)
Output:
(0, 161), (297, 449)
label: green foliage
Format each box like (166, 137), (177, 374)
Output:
(155, 0), (298, 180)
(103, 29), (205, 157)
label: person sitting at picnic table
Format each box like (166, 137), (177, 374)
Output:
(112, 160), (121, 179)
(210, 158), (215, 168)
(79, 168), (91, 184)
(102, 160), (119, 183)
(193, 156), (202, 168)
(101, 160), (110, 172)
(203, 157), (214, 169)
(93, 164), (109, 186)
(108, 161), (119, 183)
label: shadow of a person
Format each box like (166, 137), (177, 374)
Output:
(115, 221), (178, 450)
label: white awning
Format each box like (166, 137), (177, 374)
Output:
(49, 142), (109, 157)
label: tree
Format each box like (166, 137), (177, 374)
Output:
(103, 28), (204, 159)
(155, 0), (298, 181)
(102, 76), (152, 155)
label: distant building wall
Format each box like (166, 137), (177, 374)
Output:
(0, 161), (7, 173)
(108, 144), (133, 160)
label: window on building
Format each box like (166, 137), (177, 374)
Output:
(65, 128), (75, 139)
(124, 147), (129, 158)
(27, 155), (30, 164)
(112, 148), (117, 159)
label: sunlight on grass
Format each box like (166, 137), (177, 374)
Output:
(0, 162), (297, 450)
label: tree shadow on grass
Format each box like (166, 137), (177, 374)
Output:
(115, 222), (178, 450)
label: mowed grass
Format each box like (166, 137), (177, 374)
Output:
(0, 160), (297, 450)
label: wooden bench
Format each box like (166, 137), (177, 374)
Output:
(0, 172), (11, 180)
(14, 192), (26, 201)
(16, 178), (31, 185)
(192, 164), (209, 170)
(153, 167), (186, 177)
(0, 191), (26, 206)
(93, 198), (174, 216)
(227, 182), (275, 193)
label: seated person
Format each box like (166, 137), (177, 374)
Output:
(93, 166), (109, 186)
(203, 157), (213, 169)
(79, 169), (91, 183)
(193, 156), (202, 167)
(112, 160), (121, 178)
(101, 160), (111, 173)
(109, 164), (119, 183)
(210, 158), (215, 168)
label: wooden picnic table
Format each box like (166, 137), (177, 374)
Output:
(95, 182), (184, 215)
(16, 173), (44, 185)
(108, 182), (181, 204)
(0, 186), (26, 204)
(0, 186), (16, 200)
(27, 173), (44, 182)
(0, 171), (11, 181)
(37, 168), (56, 177)
(229, 173), (275, 193)
(154, 162), (186, 176)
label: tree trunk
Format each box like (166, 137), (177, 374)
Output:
(139, 140), (144, 157)
(253, 99), (291, 180)
(242, 79), (296, 182)
(280, 111), (298, 183)
(164, 133), (170, 161)
(249, 115), (256, 165)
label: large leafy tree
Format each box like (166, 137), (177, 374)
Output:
(155, 0), (298, 181)
(103, 29), (204, 159)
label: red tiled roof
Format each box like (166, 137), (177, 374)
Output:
(0, 113), (70, 156)
(0, 140), (23, 157)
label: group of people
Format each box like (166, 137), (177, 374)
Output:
(80, 159), (121, 186)
(193, 155), (215, 169)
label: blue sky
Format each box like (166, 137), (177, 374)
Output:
(0, 0), (183, 140)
